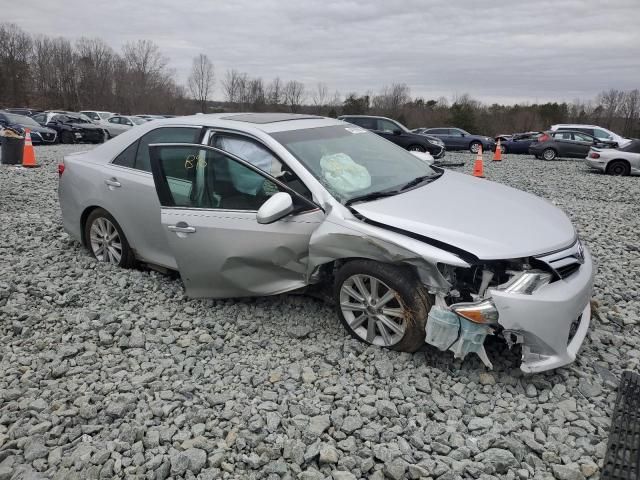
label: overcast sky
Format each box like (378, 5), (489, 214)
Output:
(6, 0), (640, 104)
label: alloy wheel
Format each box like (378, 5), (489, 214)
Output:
(339, 274), (407, 347)
(89, 217), (122, 264)
(470, 142), (481, 153)
(543, 149), (556, 161)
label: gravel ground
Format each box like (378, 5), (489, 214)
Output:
(0, 144), (639, 480)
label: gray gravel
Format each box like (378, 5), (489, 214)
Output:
(1, 145), (639, 480)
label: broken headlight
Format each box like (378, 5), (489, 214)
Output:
(451, 299), (499, 325)
(501, 270), (552, 295)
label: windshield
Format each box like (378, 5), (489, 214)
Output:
(131, 117), (146, 125)
(271, 125), (439, 203)
(5, 113), (39, 127)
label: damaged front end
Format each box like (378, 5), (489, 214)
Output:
(425, 242), (594, 373)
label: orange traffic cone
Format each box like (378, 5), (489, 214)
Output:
(493, 139), (502, 162)
(472, 145), (485, 178)
(22, 129), (40, 168)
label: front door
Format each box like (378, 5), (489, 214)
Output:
(149, 143), (324, 298)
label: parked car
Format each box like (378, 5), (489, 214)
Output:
(338, 115), (445, 158)
(0, 111), (57, 144)
(529, 130), (616, 161)
(104, 115), (147, 136)
(31, 111), (107, 144)
(551, 124), (629, 147)
(58, 113), (593, 373)
(418, 127), (496, 153)
(135, 114), (166, 121)
(498, 132), (542, 154)
(4, 107), (43, 117)
(79, 110), (123, 139)
(585, 139), (640, 176)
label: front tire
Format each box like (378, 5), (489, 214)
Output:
(469, 141), (482, 153)
(407, 144), (426, 153)
(542, 148), (557, 161)
(606, 160), (630, 176)
(84, 208), (135, 268)
(334, 260), (432, 352)
(60, 131), (75, 144)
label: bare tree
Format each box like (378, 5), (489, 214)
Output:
(621, 89), (640, 136)
(266, 77), (283, 106)
(312, 82), (328, 114)
(222, 69), (245, 103)
(597, 89), (625, 128)
(372, 83), (411, 116)
(283, 80), (305, 112)
(0, 23), (33, 106)
(188, 53), (214, 112)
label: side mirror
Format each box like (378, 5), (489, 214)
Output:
(460, 133), (466, 137)
(393, 129), (402, 135)
(257, 192), (293, 224)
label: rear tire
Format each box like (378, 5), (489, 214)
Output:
(606, 160), (630, 176)
(84, 208), (135, 268)
(334, 260), (432, 353)
(542, 148), (557, 161)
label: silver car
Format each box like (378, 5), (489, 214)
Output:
(585, 140), (640, 175)
(58, 113), (594, 373)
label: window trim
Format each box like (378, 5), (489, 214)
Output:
(149, 142), (320, 213)
(108, 125), (206, 173)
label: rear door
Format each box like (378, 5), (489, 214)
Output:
(571, 132), (596, 158)
(551, 131), (576, 157)
(102, 126), (203, 268)
(148, 143), (324, 298)
(447, 129), (467, 149)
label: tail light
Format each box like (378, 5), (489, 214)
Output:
(589, 152), (600, 159)
(57, 163), (65, 176)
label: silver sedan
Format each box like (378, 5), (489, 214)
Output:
(58, 113), (594, 372)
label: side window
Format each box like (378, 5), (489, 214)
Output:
(108, 117), (120, 124)
(448, 129), (464, 137)
(87, 112), (100, 121)
(112, 141), (138, 168)
(350, 117), (377, 130)
(428, 128), (446, 135)
(33, 114), (46, 123)
(211, 134), (312, 200)
(593, 129), (610, 140)
(154, 145), (283, 211)
(135, 127), (201, 172)
(377, 119), (398, 133)
(573, 133), (593, 142)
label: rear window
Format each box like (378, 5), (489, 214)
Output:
(621, 140), (640, 154)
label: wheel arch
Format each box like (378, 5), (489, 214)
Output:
(606, 158), (631, 174)
(80, 205), (116, 246)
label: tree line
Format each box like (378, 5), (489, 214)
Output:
(1, 22), (638, 137)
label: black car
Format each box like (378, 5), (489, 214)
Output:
(497, 132), (541, 154)
(31, 112), (106, 144)
(0, 111), (57, 144)
(416, 127), (496, 153)
(337, 115), (445, 158)
(529, 130), (617, 161)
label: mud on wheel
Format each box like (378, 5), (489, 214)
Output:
(334, 260), (432, 352)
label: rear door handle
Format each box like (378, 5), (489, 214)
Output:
(104, 178), (121, 188)
(168, 224), (196, 234)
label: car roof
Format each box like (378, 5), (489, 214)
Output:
(139, 113), (343, 133)
(338, 114), (394, 121)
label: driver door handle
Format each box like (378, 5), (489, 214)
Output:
(104, 178), (121, 188)
(168, 224), (196, 234)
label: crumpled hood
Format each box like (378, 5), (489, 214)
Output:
(352, 170), (576, 260)
(67, 122), (103, 130)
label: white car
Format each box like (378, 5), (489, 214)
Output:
(550, 124), (629, 147)
(105, 115), (148, 136)
(585, 140), (640, 175)
(80, 111), (121, 139)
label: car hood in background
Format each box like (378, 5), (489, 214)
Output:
(11, 123), (56, 135)
(352, 171), (576, 260)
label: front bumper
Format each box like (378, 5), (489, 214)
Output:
(585, 158), (606, 172)
(430, 145), (446, 159)
(31, 131), (57, 144)
(489, 245), (594, 373)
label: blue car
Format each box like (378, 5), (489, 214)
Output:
(417, 127), (496, 153)
(497, 132), (541, 154)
